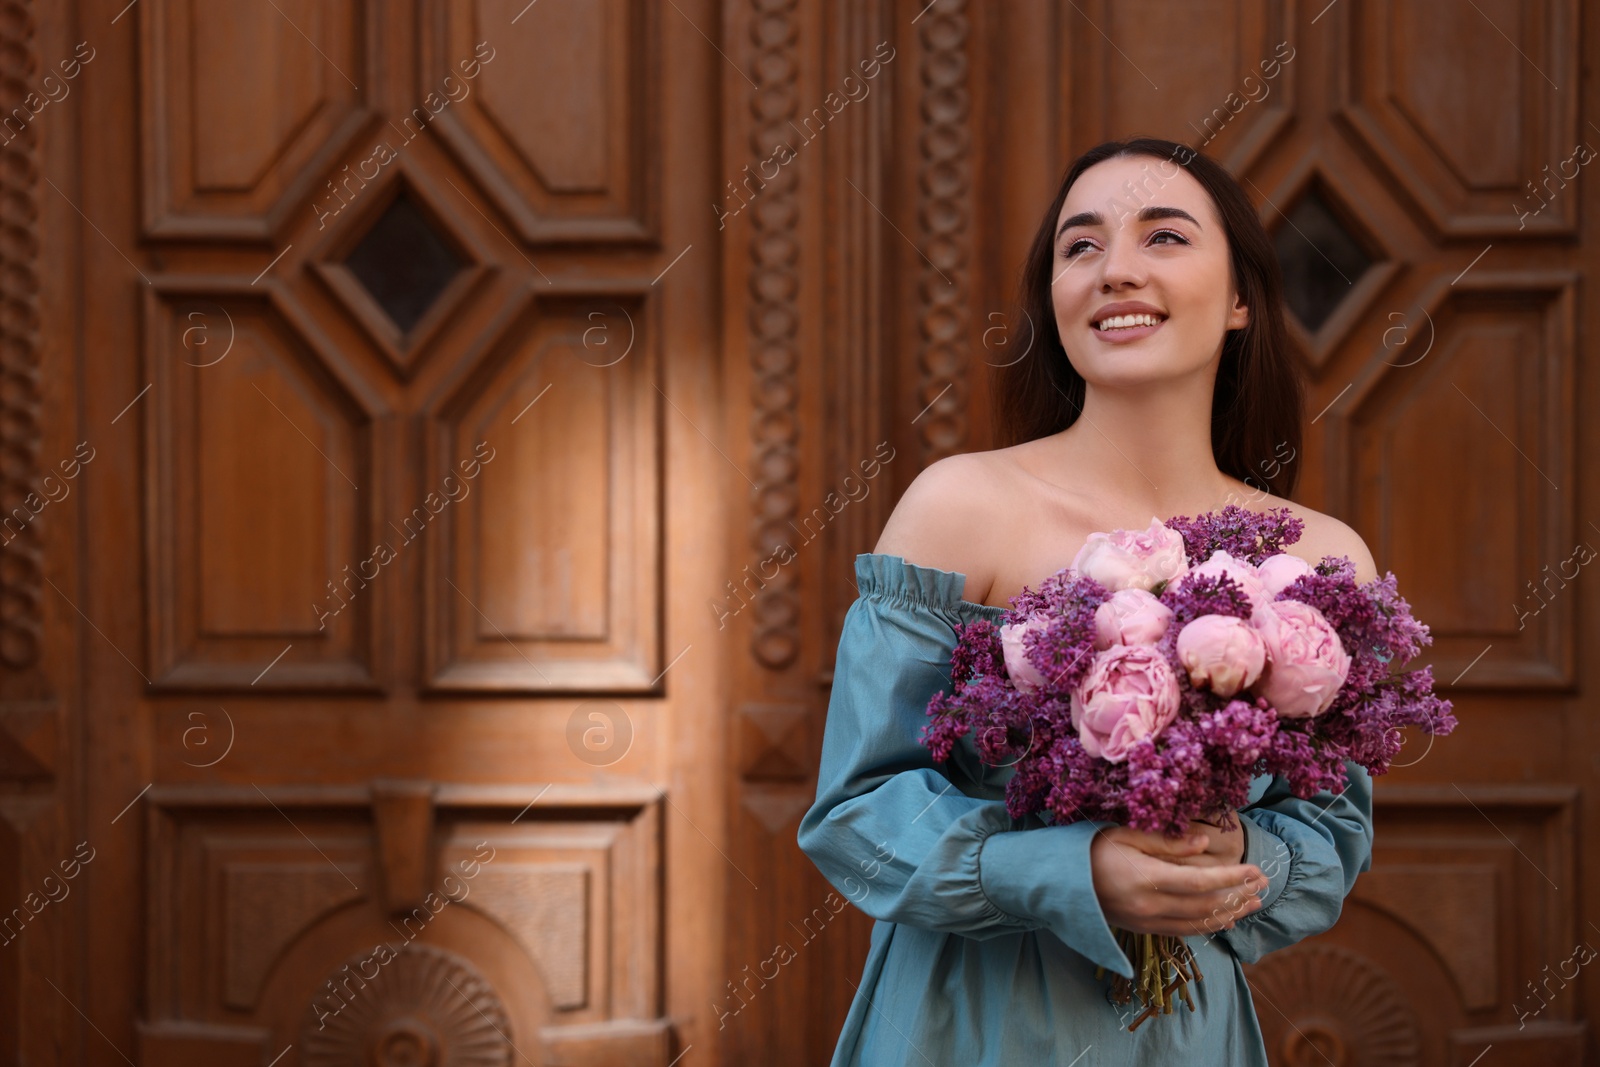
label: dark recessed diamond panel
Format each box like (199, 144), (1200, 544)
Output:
(343, 192), (465, 334)
(1274, 185), (1374, 333)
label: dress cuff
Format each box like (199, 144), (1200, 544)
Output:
(976, 821), (1134, 978)
(1238, 810), (1292, 914)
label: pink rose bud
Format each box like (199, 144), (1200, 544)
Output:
(1251, 600), (1351, 718)
(1071, 516), (1190, 593)
(1175, 614), (1266, 697)
(1257, 552), (1315, 599)
(1184, 549), (1271, 614)
(1069, 645), (1182, 762)
(1093, 588), (1174, 650)
(1000, 614), (1051, 695)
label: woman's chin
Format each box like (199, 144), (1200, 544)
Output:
(1076, 353), (1204, 388)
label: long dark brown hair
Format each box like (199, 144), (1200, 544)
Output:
(993, 137), (1305, 498)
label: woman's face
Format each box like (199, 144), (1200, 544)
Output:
(1051, 154), (1249, 388)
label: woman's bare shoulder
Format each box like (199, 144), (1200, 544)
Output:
(1242, 489), (1379, 584)
(872, 450), (1019, 601)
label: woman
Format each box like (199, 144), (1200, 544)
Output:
(796, 138), (1377, 1064)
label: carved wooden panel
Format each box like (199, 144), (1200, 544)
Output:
(0, 796), (67, 1057)
(1065, 0), (1295, 169)
(138, 0), (373, 239)
(1244, 786), (1582, 1063)
(143, 280), (387, 691)
(466, 863), (589, 1009)
(419, 0), (660, 244)
(223, 865), (365, 1009)
(142, 783), (664, 1062)
(1369, 787), (1577, 1023)
(422, 289), (661, 692)
(1337, 273), (1576, 689)
(1354, 865), (1500, 1010)
(1337, 0), (1580, 236)
(142, 279), (388, 694)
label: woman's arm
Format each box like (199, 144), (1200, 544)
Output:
(795, 564), (1137, 977)
(1211, 765), (1375, 963)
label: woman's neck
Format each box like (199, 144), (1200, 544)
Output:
(1042, 380), (1238, 516)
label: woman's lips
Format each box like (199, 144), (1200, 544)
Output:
(1091, 318), (1165, 344)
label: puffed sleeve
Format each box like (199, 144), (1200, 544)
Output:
(1216, 762), (1374, 964)
(796, 553), (1134, 978)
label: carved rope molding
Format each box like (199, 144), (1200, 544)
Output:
(915, 0), (971, 462)
(746, 0), (802, 671)
(0, 0), (40, 673)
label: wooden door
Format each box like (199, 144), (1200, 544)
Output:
(6, 0), (734, 1064)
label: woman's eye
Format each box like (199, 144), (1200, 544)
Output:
(1149, 229), (1189, 246)
(1063, 238), (1095, 257)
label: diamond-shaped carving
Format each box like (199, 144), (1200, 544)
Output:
(1273, 183), (1375, 334)
(309, 159), (494, 380)
(343, 192), (465, 334)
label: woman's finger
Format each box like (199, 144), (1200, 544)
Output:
(1146, 857), (1264, 896)
(1140, 884), (1266, 932)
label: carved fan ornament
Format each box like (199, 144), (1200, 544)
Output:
(300, 943), (512, 1067)
(1247, 944), (1420, 1067)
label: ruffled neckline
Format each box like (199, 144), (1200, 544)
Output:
(854, 553), (1010, 622)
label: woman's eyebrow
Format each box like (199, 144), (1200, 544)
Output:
(1055, 205), (1202, 239)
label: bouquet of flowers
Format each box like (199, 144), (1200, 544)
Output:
(919, 506), (1456, 1027)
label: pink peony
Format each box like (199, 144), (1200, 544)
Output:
(1069, 645), (1181, 762)
(1185, 549), (1271, 613)
(1071, 516), (1190, 593)
(1175, 614), (1266, 697)
(1000, 614), (1051, 695)
(1093, 588), (1174, 650)
(1251, 600), (1351, 718)
(1257, 552), (1315, 598)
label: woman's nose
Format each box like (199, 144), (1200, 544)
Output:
(1099, 235), (1145, 289)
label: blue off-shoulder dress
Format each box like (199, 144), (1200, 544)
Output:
(797, 554), (1375, 1066)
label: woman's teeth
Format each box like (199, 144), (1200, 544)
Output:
(1095, 314), (1164, 331)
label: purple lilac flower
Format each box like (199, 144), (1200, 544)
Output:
(1163, 504), (1306, 566)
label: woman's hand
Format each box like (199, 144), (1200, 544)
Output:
(1112, 817), (1246, 868)
(1090, 826), (1266, 937)
(1165, 817), (1246, 868)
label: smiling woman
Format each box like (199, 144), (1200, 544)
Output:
(800, 138), (1377, 1066)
